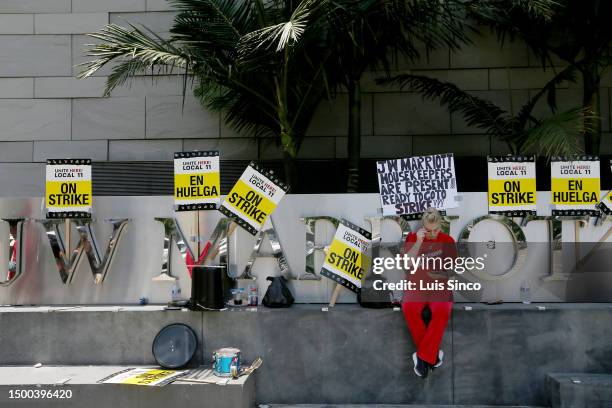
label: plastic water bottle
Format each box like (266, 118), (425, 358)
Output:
(248, 284), (258, 306)
(239, 288), (246, 305)
(171, 281), (182, 302)
(520, 280), (531, 304)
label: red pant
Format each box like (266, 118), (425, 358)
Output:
(402, 301), (452, 365)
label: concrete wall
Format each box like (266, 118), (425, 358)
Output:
(1, 304), (611, 406)
(0, 2), (611, 184)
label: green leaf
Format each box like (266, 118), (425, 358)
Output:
(381, 74), (511, 138)
(520, 107), (594, 157)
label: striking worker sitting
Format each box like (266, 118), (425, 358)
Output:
(401, 207), (456, 379)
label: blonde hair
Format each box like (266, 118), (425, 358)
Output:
(421, 207), (442, 226)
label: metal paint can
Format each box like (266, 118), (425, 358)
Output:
(212, 347), (241, 378)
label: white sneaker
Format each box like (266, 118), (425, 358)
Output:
(412, 352), (428, 378)
(433, 349), (444, 368)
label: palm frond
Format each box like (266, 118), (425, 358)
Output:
(238, 0), (323, 57)
(509, 0), (557, 19)
(520, 107), (593, 157)
(381, 74), (511, 137)
(169, 0), (254, 43)
(515, 64), (578, 127)
(78, 23), (191, 95)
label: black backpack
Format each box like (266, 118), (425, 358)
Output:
(262, 276), (295, 308)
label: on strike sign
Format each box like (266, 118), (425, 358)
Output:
(219, 162), (288, 235)
(320, 220), (372, 293)
(45, 159), (92, 219)
(174, 151), (220, 211)
(551, 156), (600, 216)
(488, 155), (536, 216)
(376, 153), (457, 218)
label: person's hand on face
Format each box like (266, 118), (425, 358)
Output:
(423, 222), (440, 240)
(416, 228), (426, 243)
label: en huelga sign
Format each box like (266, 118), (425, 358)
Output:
(320, 220), (372, 293)
(376, 153), (457, 218)
(45, 159), (92, 219)
(174, 150), (220, 211)
(551, 156), (600, 216)
(219, 162), (288, 235)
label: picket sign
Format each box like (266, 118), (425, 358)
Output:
(45, 158), (94, 252)
(174, 150), (220, 212)
(376, 153), (457, 217)
(551, 155), (600, 216)
(45, 159), (92, 219)
(487, 155), (537, 216)
(219, 162), (289, 236)
(320, 220), (372, 307)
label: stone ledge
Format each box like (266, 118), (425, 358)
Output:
(264, 405), (548, 408)
(0, 304), (610, 406)
(0, 365), (254, 408)
(547, 373), (612, 408)
(1, 303), (611, 313)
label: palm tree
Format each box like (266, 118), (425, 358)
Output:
(383, 68), (594, 156)
(472, 0), (612, 154)
(78, 0), (332, 190)
(323, 0), (469, 192)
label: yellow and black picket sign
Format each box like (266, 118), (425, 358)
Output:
(174, 151), (220, 211)
(551, 156), (600, 216)
(45, 159), (92, 219)
(597, 190), (612, 215)
(487, 155), (536, 216)
(219, 162), (288, 236)
(320, 220), (372, 294)
(99, 368), (187, 387)
(120, 370), (178, 385)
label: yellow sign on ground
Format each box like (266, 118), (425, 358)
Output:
(487, 156), (536, 216)
(320, 220), (372, 293)
(219, 162), (288, 236)
(45, 159), (92, 219)
(174, 151), (220, 211)
(99, 368), (188, 387)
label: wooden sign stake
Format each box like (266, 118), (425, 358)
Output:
(574, 219), (581, 270)
(196, 210), (201, 257)
(64, 219), (71, 256)
(203, 221), (238, 265)
(329, 283), (343, 307)
(189, 210), (202, 264)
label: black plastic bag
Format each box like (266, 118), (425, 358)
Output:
(262, 276), (294, 308)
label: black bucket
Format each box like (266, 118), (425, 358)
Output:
(190, 265), (234, 310)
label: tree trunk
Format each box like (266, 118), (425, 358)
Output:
(346, 79), (361, 193)
(280, 129), (299, 191)
(583, 69), (601, 155)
